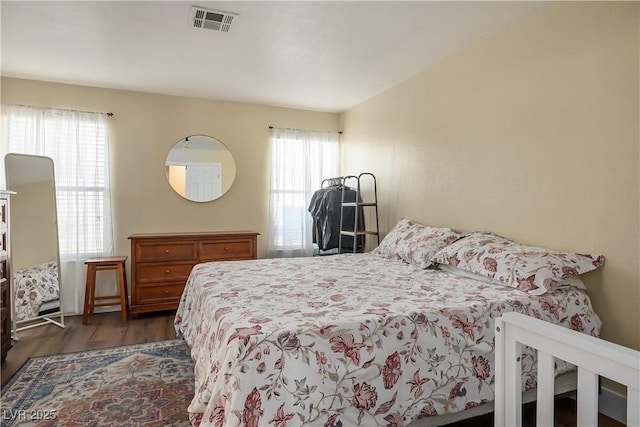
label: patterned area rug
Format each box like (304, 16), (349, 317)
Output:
(1, 339), (194, 426)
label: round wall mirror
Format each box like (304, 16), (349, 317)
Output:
(165, 135), (237, 202)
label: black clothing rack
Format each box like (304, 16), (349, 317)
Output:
(338, 173), (379, 253)
(309, 174), (379, 254)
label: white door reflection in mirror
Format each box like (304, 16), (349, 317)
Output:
(186, 163), (221, 201)
(165, 135), (236, 202)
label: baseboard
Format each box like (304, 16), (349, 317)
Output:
(62, 307), (119, 316)
(569, 385), (626, 423)
(598, 386), (627, 424)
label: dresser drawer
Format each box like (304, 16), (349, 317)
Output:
(0, 231), (6, 257)
(0, 198), (6, 228)
(1, 310), (8, 337)
(137, 284), (184, 304)
(136, 242), (197, 262)
(129, 231), (258, 316)
(1, 282), (9, 320)
(1, 282), (8, 336)
(136, 263), (195, 283)
(199, 239), (255, 261)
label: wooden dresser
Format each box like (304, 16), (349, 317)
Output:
(128, 231), (259, 316)
(1, 191), (14, 362)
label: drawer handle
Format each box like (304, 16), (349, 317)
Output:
(224, 247), (229, 251)
(165, 269), (171, 274)
(164, 290), (170, 295)
(165, 249), (171, 254)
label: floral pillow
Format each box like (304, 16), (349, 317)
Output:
(371, 218), (462, 269)
(431, 232), (604, 295)
(437, 263), (588, 292)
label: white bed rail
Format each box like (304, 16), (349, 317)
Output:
(494, 312), (640, 427)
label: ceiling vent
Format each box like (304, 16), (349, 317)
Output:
(191, 6), (238, 33)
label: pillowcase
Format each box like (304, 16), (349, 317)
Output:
(437, 263), (587, 292)
(371, 218), (462, 269)
(431, 232), (604, 295)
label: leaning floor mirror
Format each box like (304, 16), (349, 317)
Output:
(5, 153), (65, 338)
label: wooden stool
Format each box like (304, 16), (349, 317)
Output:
(83, 256), (128, 325)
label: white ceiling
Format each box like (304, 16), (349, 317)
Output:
(1, 1), (541, 113)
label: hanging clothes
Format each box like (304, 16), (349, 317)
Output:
(308, 185), (365, 252)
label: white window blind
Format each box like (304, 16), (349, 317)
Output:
(1, 104), (113, 258)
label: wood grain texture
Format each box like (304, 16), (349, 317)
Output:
(1, 191), (13, 362)
(128, 232), (258, 315)
(1, 311), (176, 385)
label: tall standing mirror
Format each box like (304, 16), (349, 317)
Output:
(165, 135), (237, 202)
(5, 153), (64, 336)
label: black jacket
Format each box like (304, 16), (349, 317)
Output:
(309, 185), (365, 251)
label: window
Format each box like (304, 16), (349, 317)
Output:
(1, 105), (113, 258)
(268, 127), (339, 257)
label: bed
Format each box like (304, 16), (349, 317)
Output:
(13, 260), (60, 322)
(175, 222), (604, 427)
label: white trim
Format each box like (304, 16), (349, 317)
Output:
(495, 312), (640, 427)
(599, 386), (627, 424)
(570, 385), (627, 424)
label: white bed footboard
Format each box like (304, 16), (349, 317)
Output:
(494, 312), (639, 427)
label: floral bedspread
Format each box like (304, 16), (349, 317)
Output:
(175, 254), (601, 427)
(14, 261), (60, 321)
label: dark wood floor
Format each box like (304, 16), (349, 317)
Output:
(1, 312), (624, 427)
(1, 310), (178, 384)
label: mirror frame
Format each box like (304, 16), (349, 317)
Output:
(165, 134), (237, 203)
(4, 153), (65, 336)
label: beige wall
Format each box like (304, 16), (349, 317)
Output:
(2, 2), (637, 355)
(1, 77), (339, 262)
(341, 2), (639, 352)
